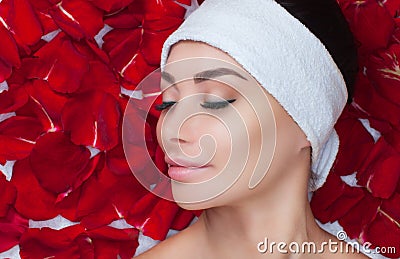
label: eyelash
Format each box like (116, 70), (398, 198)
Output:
(155, 99), (236, 111)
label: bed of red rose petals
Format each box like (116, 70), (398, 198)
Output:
(0, 0), (399, 258)
(310, 1), (400, 258)
(0, 0), (204, 257)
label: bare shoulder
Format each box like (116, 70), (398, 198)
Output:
(134, 233), (185, 259)
(134, 225), (205, 259)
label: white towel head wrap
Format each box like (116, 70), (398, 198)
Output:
(160, 0), (348, 191)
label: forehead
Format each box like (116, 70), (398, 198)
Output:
(167, 40), (241, 66)
(162, 42), (251, 90)
(161, 41), (268, 97)
(160, 58), (250, 94)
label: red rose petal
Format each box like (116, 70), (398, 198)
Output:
(49, 0), (104, 40)
(57, 162), (147, 228)
(176, 0), (192, 4)
(339, 0), (395, 53)
(367, 155), (400, 199)
(357, 137), (400, 198)
(170, 209), (197, 231)
(323, 185), (364, 222)
(154, 144), (167, 174)
(103, 28), (142, 72)
(84, 38), (110, 63)
(0, 174), (16, 217)
(78, 61), (120, 98)
(0, 59), (12, 83)
(90, 0), (135, 12)
(106, 143), (135, 176)
(0, 135), (35, 162)
(27, 0), (59, 34)
(80, 163), (147, 226)
(36, 12), (59, 35)
(16, 96), (56, 132)
(6, 65), (26, 89)
(143, 0), (186, 18)
(61, 90), (121, 150)
(11, 158), (58, 220)
(19, 225), (88, 259)
(127, 192), (160, 228)
(362, 212), (400, 258)
(102, 171), (147, 219)
(140, 16), (183, 66)
(125, 144), (151, 174)
(104, 2), (143, 29)
(334, 116), (375, 175)
(23, 80), (68, 129)
(338, 194), (381, 240)
(54, 185), (82, 222)
(0, 116), (44, 142)
(0, 208), (28, 253)
(0, 115), (43, 161)
(382, 0), (400, 18)
(0, 87), (28, 114)
(0, 24), (20, 82)
(22, 33), (89, 93)
(311, 173), (346, 223)
(67, 158), (120, 227)
(87, 226), (139, 259)
(367, 44), (400, 105)
(139, 198), (180, 240)
(380, 193), (400, 225)
(3, 0), (43, 48)
(127, 181), (178, 240)
(122, 107), (156, 175)
(353, 73), (400, 127)
(44, 39), (89, 93)
(55, 152), (102, 204)
(383, 127), (400, 153)
(80, 203), (120, 230)
(26, 0), (53, 13)
(121, 51), (157, 85)
(30, 131), (91, 193)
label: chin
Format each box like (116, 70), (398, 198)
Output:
(171, 183), (234, 211)
(176, 201), (210, 211)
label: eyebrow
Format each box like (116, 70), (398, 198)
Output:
(161, 67), (248, 85)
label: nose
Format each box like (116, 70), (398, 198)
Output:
(160, 115), (196, 156)
(157, 101), (195, 150)
(168, 136), (188, 145)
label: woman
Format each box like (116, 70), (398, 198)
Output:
(136, 0), (365, 257)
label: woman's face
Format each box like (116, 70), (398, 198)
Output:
(156, 41), (310, 209)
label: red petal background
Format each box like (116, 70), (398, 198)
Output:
(310, 1), (400, 258)
(0, 0), (399, 258)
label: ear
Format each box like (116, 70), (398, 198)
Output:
(300, 138), (311, 150)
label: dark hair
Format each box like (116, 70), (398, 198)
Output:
(277, 0), (359, 104)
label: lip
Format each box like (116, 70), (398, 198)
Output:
(164, 156), (206, 168)
(165, 156), (209, 182)
(167, 165), (210, 182)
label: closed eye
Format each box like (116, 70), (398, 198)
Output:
(200, 99), (236, 109)
(155, 99), (236, 111)
(155, 101), (176, 111)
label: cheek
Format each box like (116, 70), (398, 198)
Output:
(186, 114), (231, 162)
(227, 111), (262, 181)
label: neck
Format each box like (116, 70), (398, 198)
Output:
(195, 157), (326, 257)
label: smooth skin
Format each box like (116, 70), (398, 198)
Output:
(136, 41), (367, 259)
